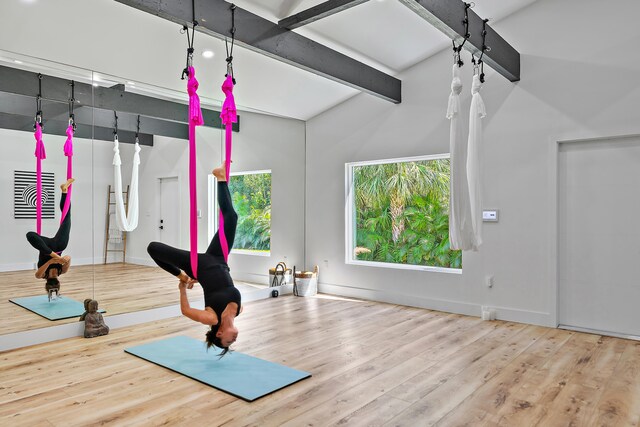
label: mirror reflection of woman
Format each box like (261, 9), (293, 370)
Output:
(25, 178), (74, 296)
(147, 164), (241, 356)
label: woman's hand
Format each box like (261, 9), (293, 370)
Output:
(179, 278), (198, 290)
(60, 255), (71, 265)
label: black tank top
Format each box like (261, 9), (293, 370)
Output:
(205, 286), (242, 321)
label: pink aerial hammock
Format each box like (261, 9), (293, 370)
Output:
(218, 73), (237, 262)
(218, 4), (238, 262)
(187, 65), (204, 279)
(60, 81), (76, 223)
(34, 121), (45, 235)
(33, 77), (75, 235)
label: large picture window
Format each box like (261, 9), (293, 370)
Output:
(209, 170), (271, 256)
(346, 155), (461, 272)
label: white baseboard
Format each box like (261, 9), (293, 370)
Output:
(125, 256), (156, 267)
(0, 262), (35, 272)
(233, 271), (271, 286)
(317, 282), (553, 327)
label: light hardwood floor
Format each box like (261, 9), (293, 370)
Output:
(1, 295), (639, 426)
(0, 264), (265, 335)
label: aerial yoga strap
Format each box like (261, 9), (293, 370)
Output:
(34, 122), (46, 235)
(447, 64), (474, 251)
(60, 124), (73, 224)
(218, 4), (238, 262)
(218, 74), (237, 262)
(112, 135), (141, 232)
(467, 73), (486, 249)
(187, 65), (204, 278)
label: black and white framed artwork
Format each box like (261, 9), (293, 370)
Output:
(14, 170), (55, 219)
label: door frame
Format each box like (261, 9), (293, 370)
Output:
(156, 175), (181, 245)
(549, 132), (640, 329)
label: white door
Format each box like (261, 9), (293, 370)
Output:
(159, 177), (180, 248)
(558, 136), (640, 337)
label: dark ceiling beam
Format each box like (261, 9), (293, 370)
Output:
(398, 0), (520, 82)
(0, 112), (154, 145)
(114, 0), (402, 103)
(0, 92), (189, 143)
(0, 65), (239, 134)
(278, 0), (369, 30)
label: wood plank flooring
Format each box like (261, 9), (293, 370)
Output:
(0, 264), (265, 335)
(1, 295), (639, 426)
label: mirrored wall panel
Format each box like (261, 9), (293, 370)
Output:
(0, 52), (95, 334)
(1, 50), (308, 339)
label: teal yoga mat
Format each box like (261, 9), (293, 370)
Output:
(9, 295), (105, 320)
(125, 335), (311, 401)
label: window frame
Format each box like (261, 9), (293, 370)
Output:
(208, 169), (272, 257)
(345, 154), (462, 274)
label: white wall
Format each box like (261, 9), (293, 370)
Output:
(305, 0), (640, 326)
(0, 128), (100, 271)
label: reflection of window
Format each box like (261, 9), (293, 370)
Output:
(227, 170), (271, 255)
(346, 155), (461, 272)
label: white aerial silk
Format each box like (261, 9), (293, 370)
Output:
(447, 64), (475, 251)
(466, 74), (486, 249)
(112, 136), (141, 232)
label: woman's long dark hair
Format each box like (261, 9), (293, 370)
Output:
(205, 324), (231, 357)
(45, 263), (62, 277)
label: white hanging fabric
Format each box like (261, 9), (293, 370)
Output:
(447, 64), (476, 251)
(466, 74), (486, 249)
(112, 136), (141, 232)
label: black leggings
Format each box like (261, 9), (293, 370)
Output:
(26, 192), (71, 259)
(147, 181), (238, 280)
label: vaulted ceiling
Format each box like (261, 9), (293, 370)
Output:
(0, 0), (538, 120)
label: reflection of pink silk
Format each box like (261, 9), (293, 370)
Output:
(34, 122), (46, 235)
(218, 75), (237, 262)
(60, 125), (74, 224)
(187, 66), (204, 278)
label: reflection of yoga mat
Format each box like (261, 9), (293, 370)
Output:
(125, 335), (311, 401)
(9, 295), (105, 320)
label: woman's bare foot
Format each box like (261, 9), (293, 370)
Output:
(212, 164), (227, 182)
(177, 271), (191, 283)
(60, 178), (75, 193)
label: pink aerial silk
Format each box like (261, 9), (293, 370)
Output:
(34, 122), (46, 235)
(60, 125), (74, 224)
(187, 66), (204, 278)
(218, 75), (237, 262)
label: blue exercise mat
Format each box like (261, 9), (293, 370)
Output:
(125, 335), (311, 401)
(9, 295), (105, 320)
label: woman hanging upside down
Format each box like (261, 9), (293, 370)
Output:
(147, 164), (240, 356)
(26, 179), (75, 297)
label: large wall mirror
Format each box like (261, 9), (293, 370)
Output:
(0, 52), (95, 335)
(1, 49), (307, 342)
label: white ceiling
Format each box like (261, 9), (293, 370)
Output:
(0, 0), (538, 120)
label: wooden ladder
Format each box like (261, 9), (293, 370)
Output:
(104, 184), (130, 264)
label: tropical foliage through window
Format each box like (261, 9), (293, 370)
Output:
(228, 171), (271, 253)
(351, 157), (461, 269)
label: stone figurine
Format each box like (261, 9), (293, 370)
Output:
(80, 299), (109, 338)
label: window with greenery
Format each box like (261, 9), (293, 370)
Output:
(226, 170), (271, 254)
(346, 156), (461, 270)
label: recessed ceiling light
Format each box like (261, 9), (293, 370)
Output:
(202, 50), (214, 59)
(127, 81), (136, 85)
(92, 83), (99, 87)
(14, 60), (23, 64)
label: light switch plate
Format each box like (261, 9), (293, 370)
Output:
(483, 210), (499, 222)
